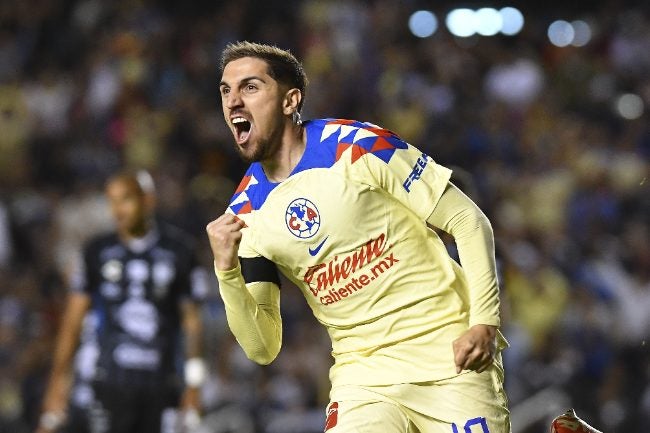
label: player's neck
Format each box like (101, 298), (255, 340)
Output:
(119, 219), (153, 242)
(121, 223), (159, 253)
(262, 123), (306, 183)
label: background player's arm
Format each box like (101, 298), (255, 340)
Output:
(181, 300), (203, 364)
(427, 182), (500, 373)
(179, 299), (204, 424)
(179, 239), (212, 427)
(37, 292), (90, 433)
(206, 214), (282, 365)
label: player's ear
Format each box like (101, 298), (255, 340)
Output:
(283, 88), (302, 116)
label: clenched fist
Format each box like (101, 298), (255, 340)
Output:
(452, 324), (497, 374)
(206, 214), (246, 271)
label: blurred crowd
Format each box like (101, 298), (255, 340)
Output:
(0, 1), (649, 432)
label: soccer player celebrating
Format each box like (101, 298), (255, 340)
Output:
(207, 41), (510, 432)
(38, 170), (209, 433)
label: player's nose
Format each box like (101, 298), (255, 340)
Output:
(225, 89), (243, 109)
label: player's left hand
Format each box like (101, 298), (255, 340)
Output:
(181, 386), (201, 412)
(180, 387), (202, 432)
(452, 324), (497, 374)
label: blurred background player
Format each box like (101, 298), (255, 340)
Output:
(37, 170), (209, 433)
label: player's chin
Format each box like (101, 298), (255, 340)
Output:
(239, 143), (267, 164)
(235, 144), (256, 164)
(117, 221), (133, 233)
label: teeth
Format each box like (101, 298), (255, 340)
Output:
(232, 117), (247, 124)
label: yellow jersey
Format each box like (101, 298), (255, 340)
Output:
(227, 118), (505, 386)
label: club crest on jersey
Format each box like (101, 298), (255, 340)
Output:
(101, 259), (123, 282)
(285, 198), (321, 239)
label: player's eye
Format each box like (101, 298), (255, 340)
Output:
(220, 86), (230, 96)
(243, 84), (257, 93)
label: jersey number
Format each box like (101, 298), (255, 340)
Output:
(452, 417), (490, 433)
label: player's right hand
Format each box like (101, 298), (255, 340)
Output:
(36, 375), (68, 433)
(206, 214), (246, 271)
(34, 410), (66, 433)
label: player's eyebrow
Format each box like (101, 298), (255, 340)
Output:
(219, 76), (267, 87)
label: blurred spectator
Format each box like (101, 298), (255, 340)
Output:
(0, 202), (11, 268)
(0, 1), (649, 432)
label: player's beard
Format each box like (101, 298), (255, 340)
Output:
(234, 138), (269, 164)
(117, 214), (150, 239)
(234, 123), (283, 164)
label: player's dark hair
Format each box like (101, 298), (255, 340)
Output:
(106, 169), (156, 196)
(220, 41), (308, 112)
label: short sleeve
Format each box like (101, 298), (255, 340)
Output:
(188, 255), (210, 301)
(69, 242), (95, 295)
(361, 138), (452, 221)
(236, 223), (280, 286)
(173, 233), (210, 302)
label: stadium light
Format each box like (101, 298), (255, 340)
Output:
(615, 93), (644, 120)
(548, 20), (574, 47)
(570, 20), (592, 46)
(446, 6), (524, 38)
(499, 7), (524, 35)
(409, 10), (438, 38)
(475, 8), (502, 36)
(446, 8), (477, 38)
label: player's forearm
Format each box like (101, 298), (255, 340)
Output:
(182, 302), (203, 359)
(43, 355), (73, 414)
(215, 263), (282, 365)
(427, 184), (501, 327)
(49, 335), (76, 382)
(180, 301), (207, 397)
(44, 295), (88, 409)
(450, 209), (500, 326)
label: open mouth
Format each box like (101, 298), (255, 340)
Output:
(232, 117), (252, 144)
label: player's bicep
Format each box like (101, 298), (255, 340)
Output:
(188, 265), (210, 300)
(61, 292), (92, 334)
(69, 245), (95, 295)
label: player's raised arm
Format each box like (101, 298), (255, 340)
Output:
(426, 182), (500, 373)
(206, 214), (282, 365)
(207, 213), (246, 272)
